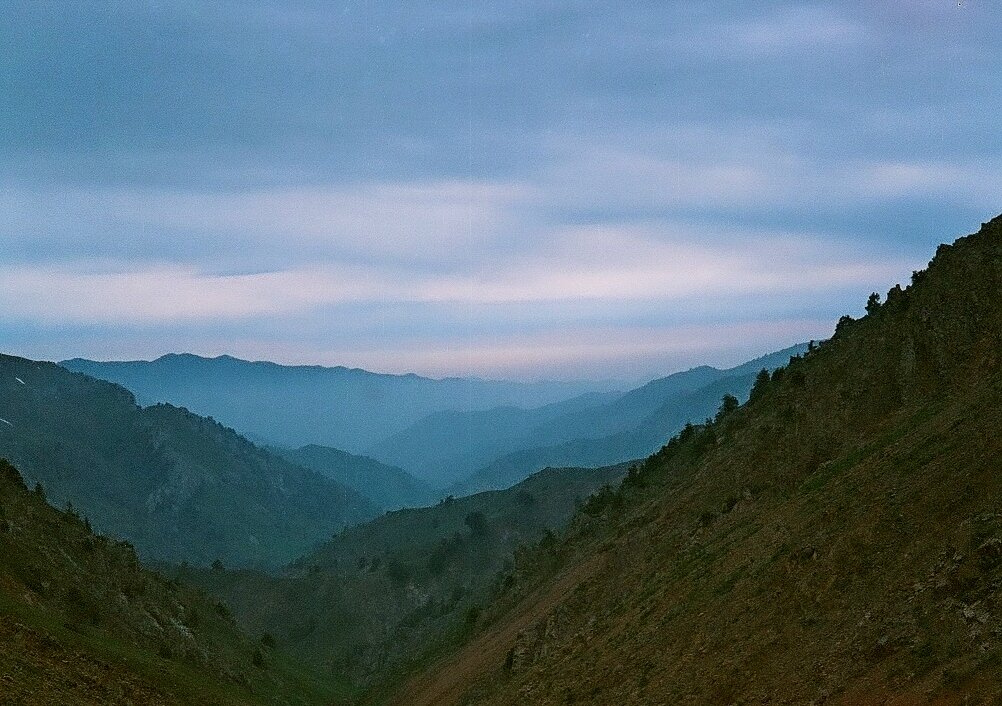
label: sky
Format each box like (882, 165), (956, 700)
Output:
(2, 1), (1000, 382)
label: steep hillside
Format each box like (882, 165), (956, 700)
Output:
(0, 458), (344, 705)
(272, 445), (436, 510)
(373, 345), (804, 491)
(368, 392), (620, 488)
(0, 358), (377, 567)
(60, 354), (614, 454)
(452, 346), (805, 495)
(396, 217), (1002, 704)
(183, 463), (626, 692)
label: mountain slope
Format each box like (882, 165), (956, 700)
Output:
(0, 458), (344, 705)
(0, 357), (377, 567)
(272, 444), (436, 510)
(452, 347), (805, 495)
(59, 354), (614, 454)
(371, 345), (805, 491)
(395, 216), (1002, 704)
(368, 391), (620, 488)
(183, 463), (627, 692)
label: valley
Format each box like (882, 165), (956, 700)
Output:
(3, 215), (1001, 703)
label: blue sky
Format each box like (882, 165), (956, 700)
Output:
(1, 1), (999, 381)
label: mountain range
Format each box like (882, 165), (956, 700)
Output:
(270, 444), (437, 511)
(62, 345), (808, 492)
(59, 354), (618, 455)
(0, 357), (377, 567)
(4, 214), (1001, 703)
(392, 215), (1002, 704)
(438, 344), (808, 493)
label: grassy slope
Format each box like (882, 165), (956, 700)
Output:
(0, 458), (347, 705)
(183, 464), (627, 695)
(394, 216), (1002, 704)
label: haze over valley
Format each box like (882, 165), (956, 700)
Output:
(2, 2), (1001, 704)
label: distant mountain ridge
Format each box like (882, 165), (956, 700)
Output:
(271, 444), (436, 510)
(370, 343), (809, 492)
(59, 354), (618, 455)
(0, 355), (378, 567)
(366, 390), (622, 487)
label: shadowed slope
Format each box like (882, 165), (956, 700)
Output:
(0, 459), (346, 705)
(0, 358), (377, 567)
(273, 444), (436, 510)
(396, 216), (1002, 704)
(183, 463), (627, 693)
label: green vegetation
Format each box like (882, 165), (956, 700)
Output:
(0, 458), (346, 704)
(393, 216), (1002, 704)
(181, 463), (626, 693)
(0, 358), (377, 567)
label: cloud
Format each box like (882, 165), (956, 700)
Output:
(2, 180), (529, 267)
(0, 223), (918, 327)
(2, 1), (1000, 377)
(848, 161), (1002, 206)
(0, 264), (347, 323)
(702, 5), (868, 56)
(539, 134), (1002, 214)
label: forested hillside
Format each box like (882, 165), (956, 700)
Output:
(395, 217), (1002, 704)
(183, 463), (626, 695)
(0, 458), (343, 705)
(0, 359), (377, 567)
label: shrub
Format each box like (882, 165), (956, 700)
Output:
(749, 368), (770, 402)
(465, 511), (489, 537)
(715, 394), (739, 423)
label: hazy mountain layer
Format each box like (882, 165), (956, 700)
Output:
(367, 391), (620, 487)
(394, 216), (1002, 704)
(0, 357), (377, 567)
(446, 345), (807, 495)
(182, 463), (626, 692)
(272, 444), (436, 511)
(59, 354), (616, 454)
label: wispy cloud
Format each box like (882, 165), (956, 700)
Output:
(0, 224), (918, 328)
(698, 5), (868, 56)
(1, 1), (999, 378)
(2, 181), (528, 267)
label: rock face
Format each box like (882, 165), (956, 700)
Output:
(395, 217), (1002, 704)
